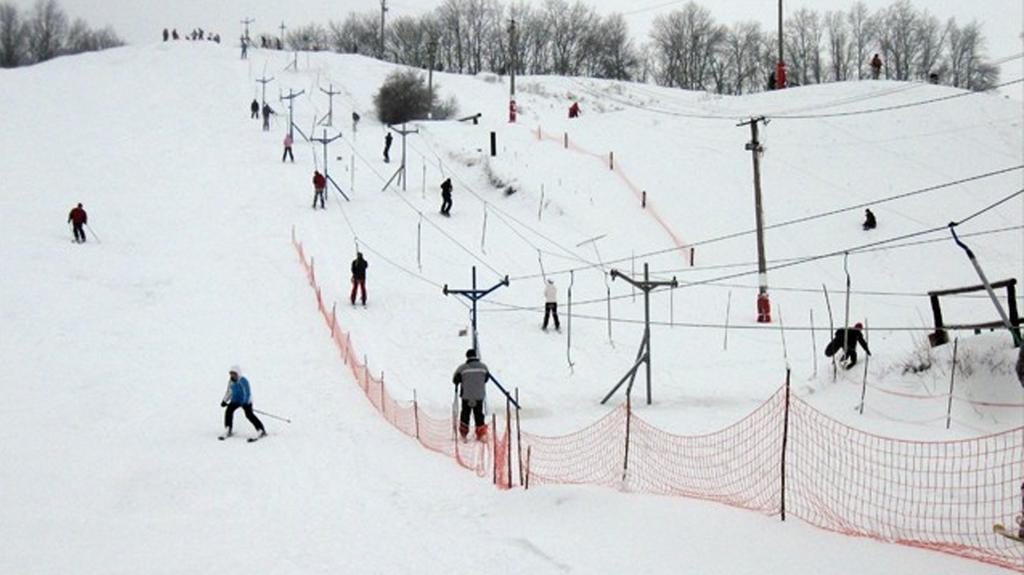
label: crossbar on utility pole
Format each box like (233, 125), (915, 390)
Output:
(739, 116), (771, 323)
(240, 17), (254, 42)
(443, 266), (510, 354)
(319, 84), (342, 127)
(311, 128), (350, 201)
(256, 74), (274, 108)
(381, 123), (419, 192)
(280, 88), (305, 139)
(601, 263), (677, 405)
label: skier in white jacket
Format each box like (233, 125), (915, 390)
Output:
(543, 279), (560, 332)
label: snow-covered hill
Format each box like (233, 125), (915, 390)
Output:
(1, 42), (1020, 574)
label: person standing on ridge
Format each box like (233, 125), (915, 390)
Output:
(568, 101), (581, 118)
(863, 209), (876, 230)
(543, 279), (561, 332)
(452, 348), (490, 441)
(350, 252), (368, 306)
(383, 132), (393, 163)
(163, 28), (169, 42)
(68, 203), (87, 243)
(440, 178), (453, 216)
(825, 322), (872, 369)
(250, 99), (259, 119)
(312, 170), (327, 209)
(870, 54), (882, 80)
(219, 365), (266, 441)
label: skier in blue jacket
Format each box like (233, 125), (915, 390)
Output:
(219, 365), (266, 440)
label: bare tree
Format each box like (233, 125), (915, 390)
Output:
(944, 18), (998, 90)
(588, 13), (638, 80)
(846, 1), (876, 79)
(545, 0), (598, 76)
(723, 21), (764, 94)
(785, 7), (823, 85)
(913, 9), (945, 79)
(388, 15), (428, 66)
(285, 23), (327, 51)
(328, 12), (379, 54)
(877, 0), (920, 80)
(649, 2), (724, 90)
(0, 3), (25, 67)
(825, 10), (852, 81)
(25, 0), (67, 63)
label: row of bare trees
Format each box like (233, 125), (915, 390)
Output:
(271, 0), (1000, 93)
(0, 0), (122, 68)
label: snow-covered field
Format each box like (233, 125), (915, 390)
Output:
(1, 42), (1021, 573)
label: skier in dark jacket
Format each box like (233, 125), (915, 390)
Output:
(250, 99), (259, 119)
(870, 54), (883, 79)
(219, 365), (266, 440)
(440, 178), (453, 216)
(68, 203), (87, 243)
(825, 322), (872, 369)
(163, 28), (169, 42)
(383, 132), (393, 163)
(350, 252), (368, 306)
(452, 348), (490, 441)
(312, 170), (327, 209)
(863, 209), (876, 230)
(261, 103), (275, 131)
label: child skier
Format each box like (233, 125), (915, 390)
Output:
(824, 323), (872, 369)
(219, 365), (266, 441)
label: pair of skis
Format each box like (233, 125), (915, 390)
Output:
(218, 433), (266, 443)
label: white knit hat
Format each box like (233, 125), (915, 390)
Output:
(229, 364), (241, 375)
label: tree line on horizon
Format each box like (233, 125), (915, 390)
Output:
(0, 0), (123, 68)
(274, 0), (1000, 93)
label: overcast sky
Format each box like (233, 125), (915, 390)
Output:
(8, 0), (1024, 69)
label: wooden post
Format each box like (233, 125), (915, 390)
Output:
(689, 247), (695, 267)
(538, 185), (544, 221)
(810, 309), (817, 378)
(780, 368), (791, 521)
(490, 131), (496, 157)
(525, 446), (531, 490)
(622, 394), (632, 482)
(945, 338), (959, 429)
(515, 388), (523, 486)
(492, 413), (498, 485)
(642, 190), (646, 208)
(563, 133), (568, 148)
(330, 302), (337, 338)
(505, 396), (512, 489)
(609, 151), (614, 170)
(380, 371), (386, 416)
(413, 389), (420, 440)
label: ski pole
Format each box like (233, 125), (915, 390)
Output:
(85, 223), (101, 244)
(253, 408), (291, 423)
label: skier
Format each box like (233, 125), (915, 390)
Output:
(440, 178), (453, 216)
(219, 365), (267, 441)
(870, 54), (882, 80)
(863, 208), (877, 230)
(824, 322), (872, 369)
(261, 103), (275, 131)
(383, 132), (393, 163)
(568, 101), (581, 118)
(163, 28), (169, 42)
(312, 170), (327, 209)
(282, 132), (294, 162)
(543, 279), (561, 331)
(352, 111), (360, 133)
(350, 252), (368, 306)
(67, 203), (88, 243)
(1016, 345), (1023, 388)
(171, 29), (179, 40)
(250, 99), (259, 119)
(452, 348), (490, 441)
(240, 36), (248, 59)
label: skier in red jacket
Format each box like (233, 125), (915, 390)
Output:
(68, 203), (88, 243)
(312, 170), (327, 209)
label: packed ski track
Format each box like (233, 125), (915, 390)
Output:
(0, 42), (1021, 574)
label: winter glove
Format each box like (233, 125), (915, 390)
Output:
(220, 401), (228, 407)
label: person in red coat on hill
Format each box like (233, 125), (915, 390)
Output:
(568, 101), (581, 118)
(68, 203), (88, 243)
(312, 170), (327, 209)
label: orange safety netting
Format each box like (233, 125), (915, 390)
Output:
(293, 230), (1022, 571)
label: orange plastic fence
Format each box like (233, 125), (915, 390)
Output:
(534, 126), (694, 265)
(293, 229), (1023, 571)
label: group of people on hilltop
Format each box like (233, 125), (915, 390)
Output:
(163, 28), (220, 43)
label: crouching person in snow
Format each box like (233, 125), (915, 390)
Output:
(824, 322), (872, 369)
(452, 348), (489, 441)
(219, 365), (266, 440)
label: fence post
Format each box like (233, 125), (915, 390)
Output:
(380, 371), (385, 416)
(946, 338), (959, 429)
(622, 394), (632, 483)
(609, 151), (614, 170)
(563, 133), (568, 149)
(309, 257), (316, 286)
(642, 190), (646, 208)
(515, 388), (523, 486)
(525, 446), (531, 490)
(781, 368), (791, 522)
(330, 302), (337, 338)
(492, 413), (498, 485)
(858, 319), (869, 415)
(363, 355), (369, 392)
(505, 396), (513, 489)
(413, 389), (421, 440)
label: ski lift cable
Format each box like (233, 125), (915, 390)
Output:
(508, 165), (1023, 281)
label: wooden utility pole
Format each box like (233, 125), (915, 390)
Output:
(776, 0), (786, 88)
(278, 22), (286, 46)
(740, 116), (771, 322)
(427, 38), (437, 120)
(443, 266), (510, 354)
(240, 17), (254, 41)
(379, 0), (388, 60)
(319, 84), (342, 127)
(310, 129), (349, 201)
(601, 263), (678, 406)
(280, 88), (305, 138)
(508, 18), (517, 123)
(255, 74), (274, 108)
(380, 124), (419, 192)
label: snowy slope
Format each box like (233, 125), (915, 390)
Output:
(0, 42), (1020, 574)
